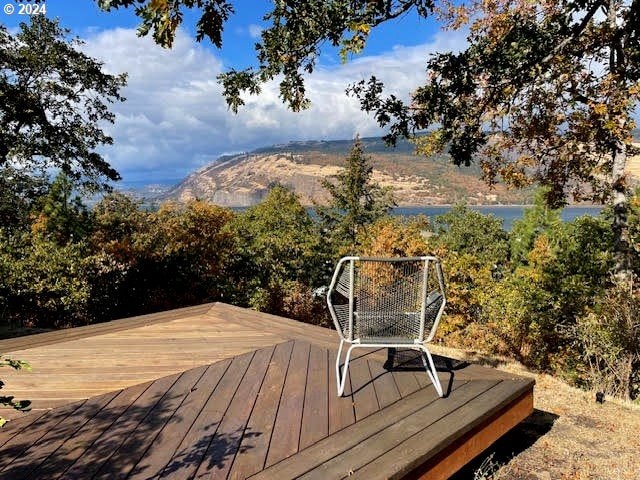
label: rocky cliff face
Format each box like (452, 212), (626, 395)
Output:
(626, 144), (640, 185)
(162, 146), (532, 207)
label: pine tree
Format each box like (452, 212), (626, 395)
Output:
(316, 137), (395, 251)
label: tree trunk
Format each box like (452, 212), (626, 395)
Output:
(610, 141), (633, 285)
(608, 0), (633, 286)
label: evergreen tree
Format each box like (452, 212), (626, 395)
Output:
(316, 137), (395, 251)
(31, 173), (91, 245)
(510, 188), (563, 266)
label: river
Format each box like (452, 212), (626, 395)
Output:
(391, 205), (604, 230)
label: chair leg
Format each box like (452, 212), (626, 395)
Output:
(335, 340), (354, 397)
(383, 347), (396, 370)
(419, 346), (444, 397)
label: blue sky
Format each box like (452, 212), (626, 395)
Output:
(2, 1), (464, 184)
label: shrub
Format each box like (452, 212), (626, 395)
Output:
(476, 264), (556, 369)
(0, 234), (92, 328)
(574, 285), (640, 400)
(131, 200), (236, 311)
(435, 204), (509, 267)
(228, 186), (328, 321)
(357, 215), (431, 257)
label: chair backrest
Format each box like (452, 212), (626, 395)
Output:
(327, 256), (446, 343)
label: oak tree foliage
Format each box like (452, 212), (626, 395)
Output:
(97, 0), (434, 111)
(0, 16), (127, 192)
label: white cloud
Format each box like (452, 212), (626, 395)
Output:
(247, 24), (263, 39)
(82, 27), (468, 183)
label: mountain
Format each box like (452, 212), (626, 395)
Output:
(162, 137), (535, 207)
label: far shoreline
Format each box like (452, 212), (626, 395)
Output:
(390, 204), (602, 208)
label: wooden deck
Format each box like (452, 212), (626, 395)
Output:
(0, 303), (534, 479)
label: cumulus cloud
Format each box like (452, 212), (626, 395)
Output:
(82, 27), (468, 183)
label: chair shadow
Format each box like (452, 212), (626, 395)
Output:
(345, 348), (462, 398)
(390, 348), (467, 398)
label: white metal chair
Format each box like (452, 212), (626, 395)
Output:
(327, 256), (446, 397)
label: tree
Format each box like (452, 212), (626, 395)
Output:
(0, 167), (47, 232)
(30, 173), (92, 245)
(510, 188), (563, 265)
(228, 185), (327, 319)
(91, 192), (146, 255)
(1, 16), (127, 191)
(131, 200), (236, 311)
(0, 233), (93, 328)
(350, 0), (640, 283)
(97, 0), (431, 112)
(435, 205), (509, 267)
(316, 137), (395, 250)
(99, 0), (639, 282)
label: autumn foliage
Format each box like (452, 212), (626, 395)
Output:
(1, 175), (639, 399)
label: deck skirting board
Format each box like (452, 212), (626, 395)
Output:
(403, 388), (534, 480)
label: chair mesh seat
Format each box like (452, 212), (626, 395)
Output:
(355, 312), (420, 340)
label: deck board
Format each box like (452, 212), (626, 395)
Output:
(0, 304), (284, 417)
(0, 391), (119, 480)
(125, 361), (228, 480)
(158, 353), (252, 480)
(0, 304), (535, 479)
(59, 373), (180, 479)
(250, 380), (466, 480)
(348, 355), (379, 421)
(352, 380), (533, 480)
(369, 357), (401, 410)
(194, 345), (275, 480)
(93, 366), (208, 480)
(0, 400), (87, 473)
(229, 341), (294, 480)
(299, 344), (329, 450)
(29, 381), (151, 479)
(327, 349), (356, 435)
(296, 381), (500, 480)
(265, 340), (310, 467)
(0, 304), (214, 352)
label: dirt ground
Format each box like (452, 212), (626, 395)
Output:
(432, 345), (640, 480)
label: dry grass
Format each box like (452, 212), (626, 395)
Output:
(429, 344), (640, 480)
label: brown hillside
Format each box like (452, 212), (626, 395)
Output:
(163, 150), (532, 207)
(626, 143), (640, 184)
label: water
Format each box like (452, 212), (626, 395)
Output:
(392, 206), (604, 230)
(234, 205), (605, 230)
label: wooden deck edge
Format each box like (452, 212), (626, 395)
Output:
(0, 303), (216, 353)
(208, 302), (336, 339)
(403, 386), (534, 480)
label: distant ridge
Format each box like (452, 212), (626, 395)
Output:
(161, 137), (532, 207)
(252, 136), (417, 155)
